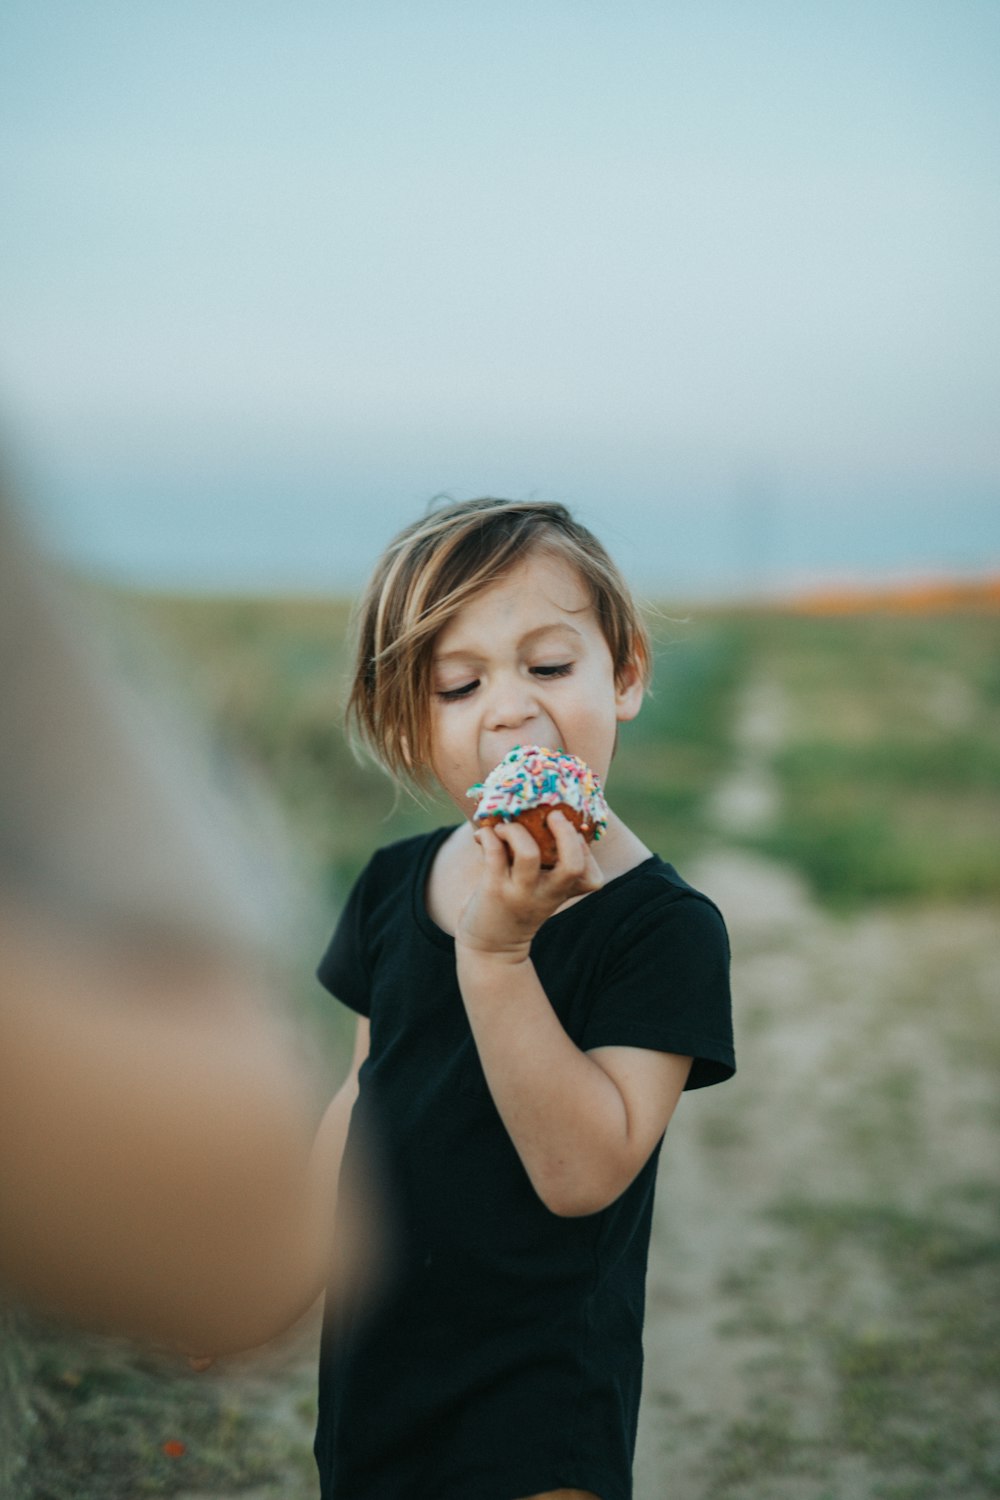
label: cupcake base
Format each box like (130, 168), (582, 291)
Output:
(478, 802), (596, 868)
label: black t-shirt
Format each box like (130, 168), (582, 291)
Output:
(315, 827), (734, 1500)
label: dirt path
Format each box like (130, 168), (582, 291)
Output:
(632, 673), (999, 1497)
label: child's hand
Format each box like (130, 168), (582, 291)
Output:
(457, 811), (603, 961)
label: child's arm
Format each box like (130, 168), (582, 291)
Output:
(309, 1016), (369, 1195)
(303, 1016), (371, 1300)
(455, 814), (692, 1218)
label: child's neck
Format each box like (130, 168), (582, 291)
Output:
(584, 812), (653, 883)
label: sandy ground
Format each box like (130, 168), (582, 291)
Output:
(636, 849), (998, 1498)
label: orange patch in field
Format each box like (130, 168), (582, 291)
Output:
(784, 575), (1000, 616)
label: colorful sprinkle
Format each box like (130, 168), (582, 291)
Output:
(467, 745), (608, 840)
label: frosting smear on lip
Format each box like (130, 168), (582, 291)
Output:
(466, 745), (609, 841)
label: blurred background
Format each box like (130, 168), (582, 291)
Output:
(2, 3), (998, 1498)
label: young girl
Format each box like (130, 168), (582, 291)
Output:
(315, 499), (735, 1500)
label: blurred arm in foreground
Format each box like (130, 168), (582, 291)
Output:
(0, 485), (373, 1356)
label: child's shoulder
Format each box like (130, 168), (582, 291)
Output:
(594, 853), (729, 943)
(645, 857), (722, 910)
(593, 842), (713, 901)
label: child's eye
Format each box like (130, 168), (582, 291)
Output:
(437, 679), (479, 701)
(532, 663), (573, 679)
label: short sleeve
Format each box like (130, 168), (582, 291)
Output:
(316, 861), (376, 1017)
(581, 892), (734, 1089)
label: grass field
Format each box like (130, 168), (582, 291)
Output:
(108, 590), (1000, 911)
(20, 589), (1000, 1499)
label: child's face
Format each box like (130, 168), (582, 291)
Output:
(427, 549), (643, 818)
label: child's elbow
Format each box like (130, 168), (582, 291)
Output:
(534, 1169), (627, 1219)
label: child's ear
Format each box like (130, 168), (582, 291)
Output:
(614, 659), (645, 724)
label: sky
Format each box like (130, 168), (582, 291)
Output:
(2, 1), (998, 597)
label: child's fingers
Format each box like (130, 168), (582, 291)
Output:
(546, 811), (584, 874)
(478, 816), (600, 899)
(492, 820), (542, 875)
(547, 811), (602, 891)
(476, 822), (543, 883)
(474, 824), (513, 876)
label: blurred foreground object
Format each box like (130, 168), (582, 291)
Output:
(0, 485), (372, 1355)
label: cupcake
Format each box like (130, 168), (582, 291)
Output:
(466, 745), (608, 868)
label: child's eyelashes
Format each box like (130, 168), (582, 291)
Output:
(435, 663), (574, 702)
(532, 663), (573, 680)
(437, 679), (479, 702)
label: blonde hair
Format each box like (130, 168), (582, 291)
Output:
(346, 498), (652, 788)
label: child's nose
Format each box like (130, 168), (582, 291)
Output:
(484, 675), (539, 731)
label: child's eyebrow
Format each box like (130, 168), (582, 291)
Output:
(433, 623), (584, 665)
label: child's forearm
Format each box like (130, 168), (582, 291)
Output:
(300, 1015), (372, 1302)
(304, 1068), (361, 1267)
(456, 945), (684, 1217)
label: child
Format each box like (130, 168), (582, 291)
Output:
(314, 499), (734, 1500)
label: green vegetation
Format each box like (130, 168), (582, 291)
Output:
(715, 610), (1000, 909)
(20, 1314), (315, 1500)
(116, 591), (454, 904)
(120, 593), (1000, 911)
(612, 615), (749, 868)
